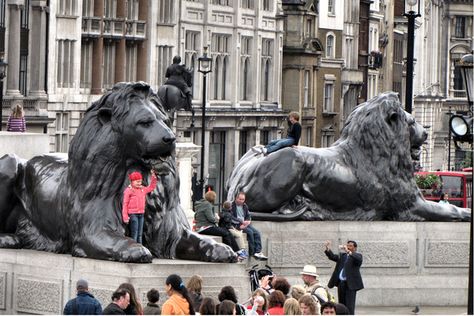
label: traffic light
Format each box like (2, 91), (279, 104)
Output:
(450, 114), (473, 143)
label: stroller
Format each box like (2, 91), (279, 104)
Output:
(248, 264), (274, 292)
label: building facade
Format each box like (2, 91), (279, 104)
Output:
(413, 0), (473, 171)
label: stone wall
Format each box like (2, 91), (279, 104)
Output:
(0, 222), (469, 313)
(0, 132), (49, 160)
(0, 249), (250, 315)
(252, 221), (470, 306)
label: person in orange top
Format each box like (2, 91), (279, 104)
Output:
(162, 274), (195, 315)
(122, 169), (157, 244)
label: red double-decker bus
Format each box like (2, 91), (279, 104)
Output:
(415, 171), (473, 209)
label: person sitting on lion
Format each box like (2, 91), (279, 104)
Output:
(253, 111), (301, 156)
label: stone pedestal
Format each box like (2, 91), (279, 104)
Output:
(252, 221), (470, 307)
(0, 249), (250, 315)
(175, 142), (200, 225)
(0, 131), (50, 159)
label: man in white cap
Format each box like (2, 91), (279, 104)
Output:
(300, 264), (329, 303)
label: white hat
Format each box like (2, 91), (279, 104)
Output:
(300, 265), (319, 277)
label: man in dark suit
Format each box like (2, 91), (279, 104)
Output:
(324, 240), (364, 315)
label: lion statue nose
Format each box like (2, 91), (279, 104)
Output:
(163, 135), (176, 144)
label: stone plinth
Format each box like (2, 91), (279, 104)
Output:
(0, 249), (250, 314)
(251, 221), (470, 307)
(175, 142), (201, 224)
(0, 131), (49, 160)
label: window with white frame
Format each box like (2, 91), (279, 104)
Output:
(80, 40), (93, 89)
(326, 34), (335, 58)
(55, 112), (70, 153)
(263, 0), (272, 11)
(82, 0), (93, 16)
(211, 34), (231, 101)
(239, 130), (248, 158)
(103, 41), (116, 89)
(370, 0), (379, 12)
(59, 0), (76, 16)
(305, 127), (313, 146)
(157, 46), (173, 86)
(369, 26), (378, 52)
(321, 132), (334, 148)
(57, 40), (75, 88)
(127, 0), (139, 20)
(185, 31), (199, 97)
(367, 72), (378, 100)
(455, 16), (466, 38)
(158, 0), (174, 24)
(303, 70), (310, 107)
(345, 37), (353, 68)
(104, 0), (116, 18)
(323, 82), (334, 112)
(306, 18), (313, 38)
(211, 0), (231, 5)
(328, 0), (335, 15)
(241, 36), (252, 101)
(126, 44), (138, 82)
(241, 0), (254, 9)
(261, 38), (274, 101)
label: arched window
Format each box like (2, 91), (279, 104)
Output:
(326, 34), (335, 58)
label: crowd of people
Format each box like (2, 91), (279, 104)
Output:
(63, 240), (363, 315)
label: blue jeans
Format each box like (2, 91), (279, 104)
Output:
(243, 225), (262, 255)
(129, 214), (144, 244)
(265, 138), (296, 154)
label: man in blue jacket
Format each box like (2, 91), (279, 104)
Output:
(324, 240), (364, 315)
(64, 279), (102, 315)
(231, 192), (267, 260)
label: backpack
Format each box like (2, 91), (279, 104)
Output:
(311, 285), (336, 304)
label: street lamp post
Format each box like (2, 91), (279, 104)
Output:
(0, 56), (8, 131)
(458, 53), (473, 315)
(196, 47), (212, 201)
(404, 0), (421, 114)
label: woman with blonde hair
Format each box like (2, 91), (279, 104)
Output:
(283, 298), (302, 315)
(290, 285), (306, 301)
(186, 274), (203, 311)
(6, 104), (26, 132)
(247, 288), (268, 315)
(298, 294), (319, 315)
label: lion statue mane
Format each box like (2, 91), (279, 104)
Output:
(0, 82), (236, 263)
(226, 92), (471, 221)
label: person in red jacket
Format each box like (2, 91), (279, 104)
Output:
(122, 169), (157, 244)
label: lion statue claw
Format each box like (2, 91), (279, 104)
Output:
(0, 82), (236, 263)
(227, 92), (471, 222)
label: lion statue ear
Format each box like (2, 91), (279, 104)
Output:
(98, 108), (112, 125)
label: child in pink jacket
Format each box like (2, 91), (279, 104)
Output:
(122, 169), (157, 244)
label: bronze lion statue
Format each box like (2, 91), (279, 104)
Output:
(227, 92), (471, 221)
(0, 82), (236, 263)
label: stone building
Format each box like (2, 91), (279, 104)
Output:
(281, 0), (346, 148)
(413, 0), (473, 171)
(0, 0), (51, 133)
